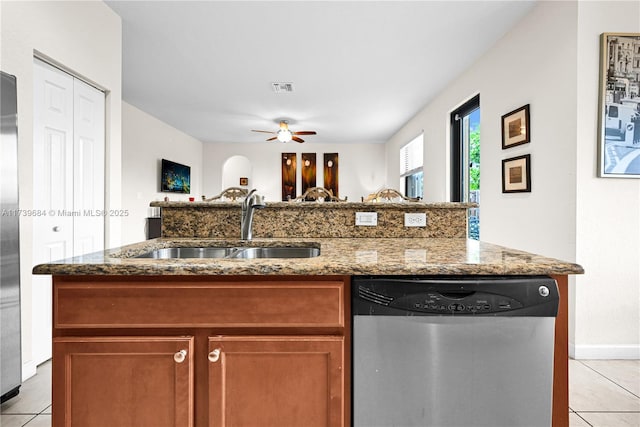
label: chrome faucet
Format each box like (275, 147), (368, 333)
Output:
(241, 189), (265, 240)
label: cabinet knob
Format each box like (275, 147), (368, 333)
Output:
(173, 349), (187, 363)
(208, 349), (221, 363)
(53, 226), (61, 232)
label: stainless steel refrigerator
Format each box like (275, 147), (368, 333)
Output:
(1, 70), (22, 402)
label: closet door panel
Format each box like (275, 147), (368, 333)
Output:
(33, 59), (75, 365)
(73, 78), (105, 256)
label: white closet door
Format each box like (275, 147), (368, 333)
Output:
(32, 58), (106, 365)
(33, 59), (74, 364)
(73, 78), (105, 256)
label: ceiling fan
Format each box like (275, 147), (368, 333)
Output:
(252, 120), (316, 143)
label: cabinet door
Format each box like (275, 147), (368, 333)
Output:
(208, 336), (344, 427)
(53, 336), (193, 427)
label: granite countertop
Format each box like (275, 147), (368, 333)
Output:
(149, 201), (477, 209)
(32, 237), (584, 276)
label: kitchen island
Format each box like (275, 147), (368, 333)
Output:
(34, 236), (583, 427)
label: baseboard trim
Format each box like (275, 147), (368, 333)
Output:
(570, 343), (640, 359)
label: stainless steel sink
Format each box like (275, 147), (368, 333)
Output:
(227, 247), (320, 259)
(134, 247), (235, 259)
(134, 246), (320, 259)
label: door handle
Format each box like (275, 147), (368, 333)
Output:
(208, 349), (221, 363)
(173, 350), (187, 363)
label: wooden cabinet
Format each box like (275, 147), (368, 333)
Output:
(52, 337), (194, 427)
(51, 276), (349, 427)
(208, 336), (344, 427)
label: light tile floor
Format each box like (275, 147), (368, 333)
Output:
(1, 359), (639, 426)
(570, 359), (640, 426)
(1, 361), (51, 427)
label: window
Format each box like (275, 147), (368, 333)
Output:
(400, 133), (424, 199)
(451, 95), (480, 239)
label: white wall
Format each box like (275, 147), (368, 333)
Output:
(386, 1), (640, 359)
(0, 0), (122, 378)
(574, 1), (640, 359)
(387, 1), (578, 261)
(121, 102), (204, 244)
(203, 143), (386, 202)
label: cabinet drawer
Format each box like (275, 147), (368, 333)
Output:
(54, 278), (345, 329)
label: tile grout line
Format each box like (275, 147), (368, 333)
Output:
(573, 411), (594, 427)
(20, 407), (52, 427)
(578, 360), (640, 400)
(0, 404), (51, 417)
(7, 413), (38, 427)
(1, 410), (45, 414)
(22, 414), (42, 427)
(0, 411), (48, 427)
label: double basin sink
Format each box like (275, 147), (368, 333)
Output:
(135, 246), (320, 260)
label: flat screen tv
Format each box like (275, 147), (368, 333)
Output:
(161, 159), (191, 194)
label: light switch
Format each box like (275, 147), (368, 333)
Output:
(355, 212), (378, 226)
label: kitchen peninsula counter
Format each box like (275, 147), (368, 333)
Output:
(32, 237), (584, 276)
(34, 233), (582, 426)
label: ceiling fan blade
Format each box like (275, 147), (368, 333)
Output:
(266, 136), (278, 141)
(293, 131), (316, 135)
(252, 130), (276, 134)
(292, 136), (305, 143)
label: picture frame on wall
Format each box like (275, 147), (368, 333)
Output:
(301, 153), (317, 196)
(597, 32), (640, 178)
(501, 104), (530, 149)
(281, 153), (297, 201)
(502, 154), (531, 193)
(323, 153), (339, 198)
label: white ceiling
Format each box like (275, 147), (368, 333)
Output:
(105, 1), (536, 145)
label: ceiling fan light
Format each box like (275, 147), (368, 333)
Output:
(277, 129), (293, 142)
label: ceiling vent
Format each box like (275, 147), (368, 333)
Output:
(271, 82), (294, 93)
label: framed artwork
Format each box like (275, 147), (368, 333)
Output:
(501, 104), (530, 149)
(161, 159), (191, 194)
(301, 153), (317, 197)
(239, 177), (248, 186)
(281, 153), (296, 201)
(502, 154), (531, 193)
(323, 153), (339, 197)
(597, 33), (640, 178)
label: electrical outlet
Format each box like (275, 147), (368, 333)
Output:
(355, 212), (378, 226)
(405, 249), (427, 262)
(356, 250), (378, 263)
(404, 213), (427, 227)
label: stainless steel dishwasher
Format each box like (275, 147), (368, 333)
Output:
(352, 276), (558, 427)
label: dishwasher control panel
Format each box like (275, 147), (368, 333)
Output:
(396, 291), (523, 314)
(353, 276), (559, 317)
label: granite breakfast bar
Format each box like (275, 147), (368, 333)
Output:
(33, 202), (583, 427)
(35, 236), (583, 277)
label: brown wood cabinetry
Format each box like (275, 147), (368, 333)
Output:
(53, 337), (194, 427)
(51, 276), (349, 427)
(208, 337), (344, 427)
